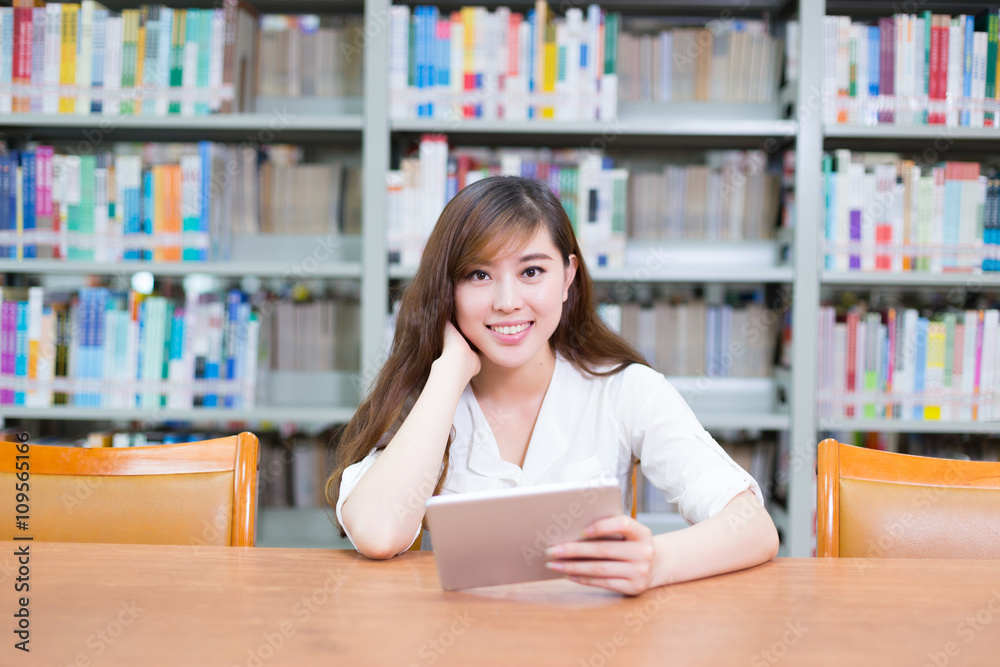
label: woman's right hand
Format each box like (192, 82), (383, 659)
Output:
(439, 321), (481, 384)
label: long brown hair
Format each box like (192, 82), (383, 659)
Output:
(326, 176), (646, 529)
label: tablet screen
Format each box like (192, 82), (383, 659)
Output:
(425, 478), (623, 590)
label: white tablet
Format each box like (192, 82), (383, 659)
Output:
(425, 478), (623, 590)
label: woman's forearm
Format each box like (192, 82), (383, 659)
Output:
(340, 358), (470, 559)
(649, 490), (779, 587)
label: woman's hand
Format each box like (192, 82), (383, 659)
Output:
(438, 321), (481, 384)
(544, 515), (656, 596)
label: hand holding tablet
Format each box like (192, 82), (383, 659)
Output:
(425, 478), (623, 590)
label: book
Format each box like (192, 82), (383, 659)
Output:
(0, 0), (259, 117)
(819, 304), (1000, 422)
(390, 3), (617, 121)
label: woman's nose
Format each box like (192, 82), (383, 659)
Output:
(493, 277), (523, 312)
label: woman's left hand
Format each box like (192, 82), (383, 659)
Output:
(544, 515), (656, 596)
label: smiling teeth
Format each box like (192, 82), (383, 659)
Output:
(492, 323), (529, 335)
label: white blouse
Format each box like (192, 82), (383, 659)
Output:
(336, 354), (763, 552)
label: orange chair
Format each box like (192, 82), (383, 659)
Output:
(0, 432), (259, 547)
(817, 438), (1000, 559)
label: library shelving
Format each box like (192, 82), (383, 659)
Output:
(808, 0), (1000, 553)
(0, 0), (372, 548)
(0, 404), (357, 424)
(821, 418), (1000, 435)
(0, 258), (363, 278)
(20, 0), (1000, 557)
(0, 0), (806, 550)
(823, 272), (1000, 287)
(376, 0), (802, 552)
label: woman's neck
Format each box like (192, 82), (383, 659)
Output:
(470, 348), (558, 406)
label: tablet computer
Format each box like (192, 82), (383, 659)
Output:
(425, 478), (623, 590)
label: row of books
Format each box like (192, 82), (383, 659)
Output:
(258, 431), (336, 508)
(638, 436), (776, 513)
(618, 20), (783, 105)
(258, 14), (362, 99)
(389, 3), (620, 121)
(823, 150), (1000, 273)
(601, 290), (778, 378)
(270, 297), (359, 373)
(257, 146), (361, 237)
(629, 151), (781, 242)
(817, 305), (1000, 422)
(0, 0), (258, 116)
(821, 431), (1000, 463)
(821, 12), (1000, 127)
(0, 285), (261, 409)
(387, 135), (626, 269)
(0, 143), (361, 262)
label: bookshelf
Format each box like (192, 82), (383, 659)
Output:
(19, 0), (982, 558)
(0, 258), (364, 278)
(0, 0), (806, 550)
(0, 404), (357, 423)
(0, 112), (364, 132)
(808, 0), (1000, 562)
(823, 272), (1000, 287)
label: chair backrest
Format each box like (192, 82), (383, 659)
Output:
(817, 438), (1000, 559)
(0, 432), (259, 547)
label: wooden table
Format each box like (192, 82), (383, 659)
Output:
(3, 542), (1000, 666)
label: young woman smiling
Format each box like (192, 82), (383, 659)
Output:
(328, 176), (778, 596)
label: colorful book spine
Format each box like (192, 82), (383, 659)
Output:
(196, 8), (212, 116)
(223, 289), (241, 408)
(14, 302), (27, 406)
(142, 168), (153, 261)
(181, 9), (199, 117)
(140, 4), (159, 117)
(12, 0), (34, 114)
(202, 298), (223, 408)
(182, 152), (202, 261)
(76, 0), (95, 116)
(90, 6), (107, 114)
(0, 298), (15, 405)
(120, 9), (137, 115)
(138, 296), (165, 408)
(20, 151), (35, 259)
(1, 8), (15, 114)
(134, 8), (145, 114)
(166, 306), (186, 409)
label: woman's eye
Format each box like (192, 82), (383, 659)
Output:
(468, 270), (488, 281)
(523, 267), (544, 278)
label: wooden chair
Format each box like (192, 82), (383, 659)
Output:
(0, 432), (260, 547)
(817, 438), (1000, 559)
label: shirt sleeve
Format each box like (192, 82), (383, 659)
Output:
(335, 447), (422, 554)
(623, 366), (764, 525)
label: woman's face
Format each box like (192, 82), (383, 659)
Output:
(453, 226), (577, 373)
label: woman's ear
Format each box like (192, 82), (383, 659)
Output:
(562, 254), (578, 302)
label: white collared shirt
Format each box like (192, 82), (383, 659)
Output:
(337, 354), (763, 552)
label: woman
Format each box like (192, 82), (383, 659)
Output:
(328, 175), (778, 595)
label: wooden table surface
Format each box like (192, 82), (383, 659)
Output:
(3, 542), (1000, 666)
